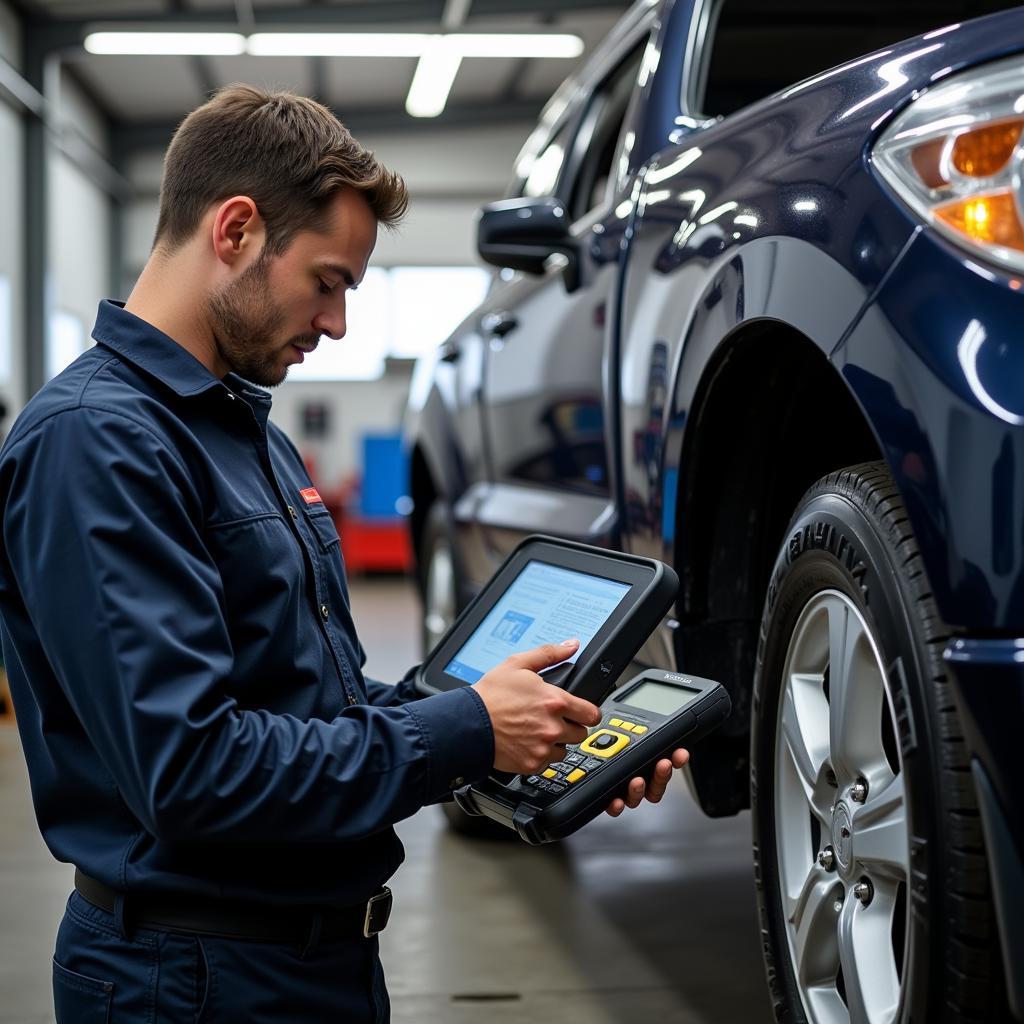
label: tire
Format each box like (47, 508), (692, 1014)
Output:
(418, 501), (460, 660)
(418, 501), (513, 840)
(751, 462), (1000, 1024)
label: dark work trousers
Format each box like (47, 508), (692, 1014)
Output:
(52, 891), (391, 1023)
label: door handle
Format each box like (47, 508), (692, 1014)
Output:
(481, 311), (519, 338)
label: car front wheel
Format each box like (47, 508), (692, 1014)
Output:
(751, 462), (1000, 1024)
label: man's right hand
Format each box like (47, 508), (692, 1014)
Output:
(472, 639), (602, 774)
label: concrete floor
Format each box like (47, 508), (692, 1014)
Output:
(0, 577), (774, 1023)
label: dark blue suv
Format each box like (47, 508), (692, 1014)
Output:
(404, 2), (1024, 1020)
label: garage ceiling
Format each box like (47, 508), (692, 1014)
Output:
(15, 0), (630, 125)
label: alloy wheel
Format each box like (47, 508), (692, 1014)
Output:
(774, 589), (910, 1024)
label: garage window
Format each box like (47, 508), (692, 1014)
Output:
(287, 266), (490, 382)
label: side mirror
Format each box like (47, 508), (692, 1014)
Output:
(476, 197), (578, 276)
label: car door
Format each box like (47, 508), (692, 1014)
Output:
(475, 33), (650, 566)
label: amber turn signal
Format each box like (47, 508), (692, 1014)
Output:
(950, 120), (1022, 178)
(934, 190), (1024, 251)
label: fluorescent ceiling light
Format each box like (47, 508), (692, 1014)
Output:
(446, 34), (583, 58)
(249, 32), (581, 59)
(248, 33), (428, 57)
(84, 31), (246, 55)
(406, 39), (462, 118)
(83, 30), (583, 60)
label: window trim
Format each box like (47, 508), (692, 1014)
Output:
(509, 10), (658, 207)
(565, 39), (648, 224)
(681, 0), (722, 121)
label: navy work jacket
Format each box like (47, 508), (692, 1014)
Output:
(0, 300), (494, 908)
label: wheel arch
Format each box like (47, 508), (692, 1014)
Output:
(670, 319), (883, 815)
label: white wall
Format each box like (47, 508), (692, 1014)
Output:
(120, 121), (532, 489)
(0, 1), (23, 420)
(0, 14), (112, 408)
(46, 70), (111, 379)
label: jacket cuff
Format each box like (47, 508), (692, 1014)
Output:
(405, 686), (494, 801)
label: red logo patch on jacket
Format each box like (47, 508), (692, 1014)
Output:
(299, 487), (323, 505)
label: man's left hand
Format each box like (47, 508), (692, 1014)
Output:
(605, 748), (690, 817)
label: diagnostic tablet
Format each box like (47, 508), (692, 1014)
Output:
(415, 535), (678, 704)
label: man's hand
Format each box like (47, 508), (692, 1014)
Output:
(473, 639), (602, 775)
(605, 747), (690, 817)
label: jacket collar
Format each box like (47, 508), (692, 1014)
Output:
(92, 299), (232, 399)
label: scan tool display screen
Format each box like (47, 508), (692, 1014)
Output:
(444, 561), (632, 684)
(619, 681), (702, 716)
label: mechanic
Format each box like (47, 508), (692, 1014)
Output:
(0, 85), (690, 1023)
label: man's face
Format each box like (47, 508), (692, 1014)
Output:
(207, 188), (378, 387)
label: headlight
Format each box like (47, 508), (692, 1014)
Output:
(873, 54), (1024, 274)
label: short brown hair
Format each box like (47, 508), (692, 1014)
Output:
(154, 85), (408, 254)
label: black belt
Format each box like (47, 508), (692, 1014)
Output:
(74, 869), (392, 943)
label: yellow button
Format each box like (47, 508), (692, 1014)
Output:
(566, 768), (586, 784)
(620, 721), (635, 731)
(579, 729), (631, 759)
(632, 725), (649, 735)
(542, 768), (558, 779)
(609, 718), (623, 727)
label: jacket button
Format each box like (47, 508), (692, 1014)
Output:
(320, 604), (329, 621)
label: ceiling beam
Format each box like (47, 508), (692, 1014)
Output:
(110, 97), (542, 157)
(499, 8), (556, 104)
(310, 55), (329, 104)
(166, 0), (220, 100)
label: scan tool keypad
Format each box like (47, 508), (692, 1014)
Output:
(522, 717), (648, 796)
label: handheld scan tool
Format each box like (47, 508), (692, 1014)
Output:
(455, 669), (731, 844)
(415, 535), (678, 704)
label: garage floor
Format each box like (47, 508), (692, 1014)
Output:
(0, 578), (774, 1023)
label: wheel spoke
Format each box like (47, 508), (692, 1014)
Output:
(786, 865), (841, 988)
(837, 885), (901, 1024)
(827, 598), (885, 781)
(852, 774), (909, 880)
(780, 683), (833, 823)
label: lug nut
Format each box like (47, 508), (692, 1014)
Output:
(851, 779), (868, 803)
(833, 897), (844, 912)
(853, 880), (874, 906)
(818, 846), (836, 871)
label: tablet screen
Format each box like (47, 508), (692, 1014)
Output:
(444, 560), (632, 684)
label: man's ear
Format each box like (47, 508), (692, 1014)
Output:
(211, 196), (265, 267)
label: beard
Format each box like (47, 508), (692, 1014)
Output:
(207, 254), (319, 388)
